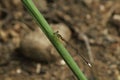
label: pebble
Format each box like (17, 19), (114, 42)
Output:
(20, 23), (71, 62)
(16, 68), (22, 74)
(113, 14), (120, 21)
(60, 60), (66, 65)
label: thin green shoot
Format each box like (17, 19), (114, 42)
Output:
(21, 0), (88, 80)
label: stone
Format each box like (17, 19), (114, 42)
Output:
(20, 23), (71, 62)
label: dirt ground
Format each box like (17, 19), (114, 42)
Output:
(0, 0), (120, 80)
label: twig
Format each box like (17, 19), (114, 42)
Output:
(79, 33), (94, 63)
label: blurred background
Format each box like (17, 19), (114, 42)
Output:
(0, 0), (120, 80)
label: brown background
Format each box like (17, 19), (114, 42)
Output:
(0, 0), (120, 80)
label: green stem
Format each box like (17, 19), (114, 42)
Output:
(21, 0), (88, 80)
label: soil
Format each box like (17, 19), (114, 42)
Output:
(0, 0), (120, 80)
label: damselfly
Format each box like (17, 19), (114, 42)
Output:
(54, 31), (92, 68)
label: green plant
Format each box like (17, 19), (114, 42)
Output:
(21, 0), (88, 80)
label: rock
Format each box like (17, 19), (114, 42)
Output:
(20, 23), (71, 62)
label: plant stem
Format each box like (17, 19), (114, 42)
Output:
(21, 0), (88, 80)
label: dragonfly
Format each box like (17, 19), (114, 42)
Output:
(54, 31), (92, 68)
